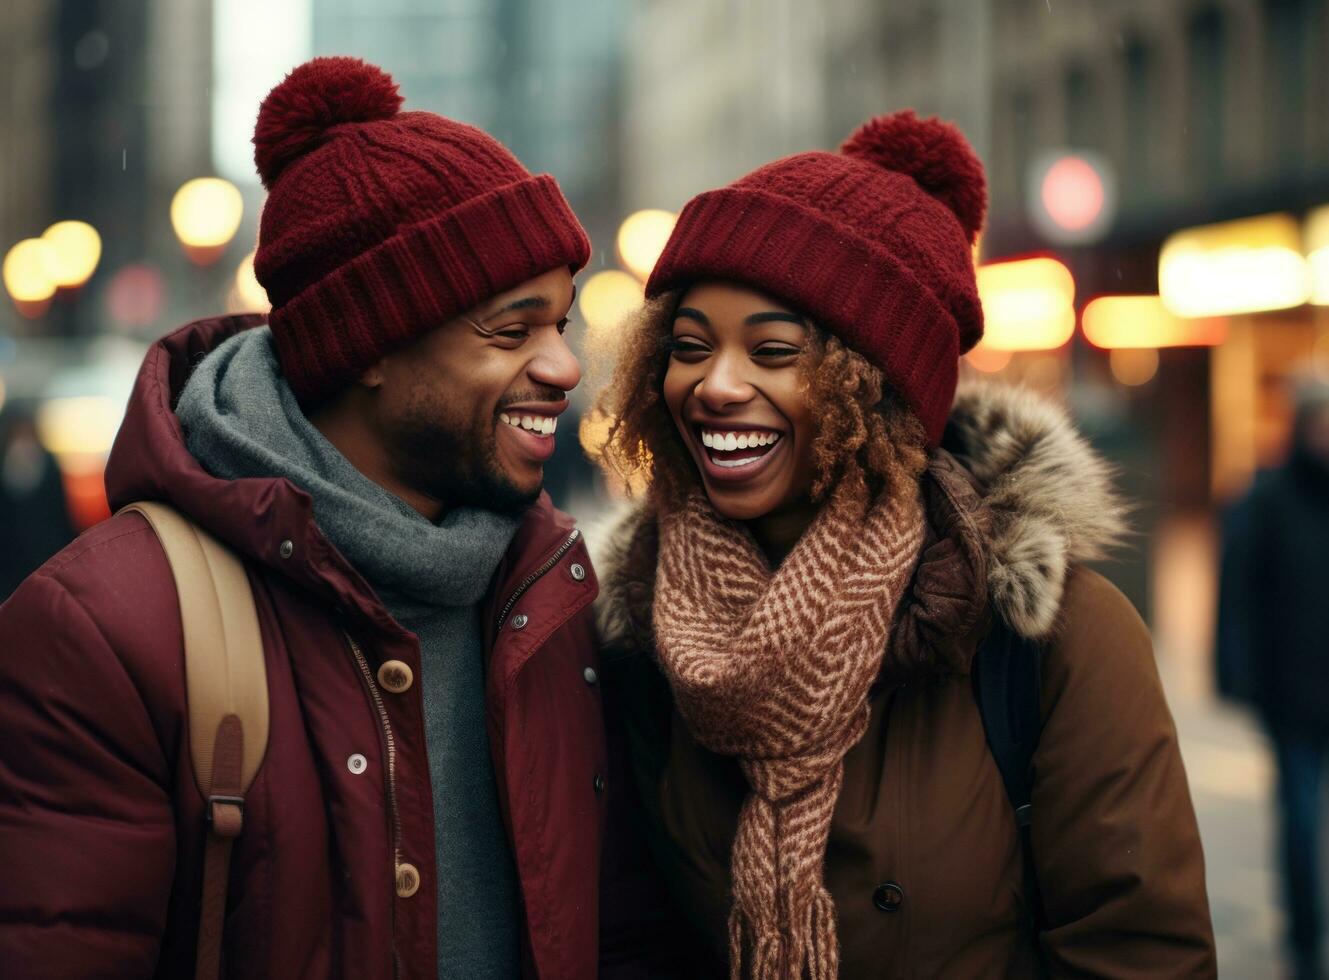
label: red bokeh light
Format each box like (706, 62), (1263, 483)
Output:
(105, 264), (166, 330)
(1041, 156), (1105, 232)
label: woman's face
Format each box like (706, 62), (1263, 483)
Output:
(662, 280), (817, 520)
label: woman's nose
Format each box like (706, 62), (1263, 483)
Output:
(694, 352), (754, 411)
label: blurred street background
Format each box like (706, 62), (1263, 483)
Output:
(3, 1), (1328, 975)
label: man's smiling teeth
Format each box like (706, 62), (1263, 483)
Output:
(499, 413), (558, 435)
(700, 430), (782, 451)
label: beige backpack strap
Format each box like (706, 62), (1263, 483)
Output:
(121, 502), (269, 980)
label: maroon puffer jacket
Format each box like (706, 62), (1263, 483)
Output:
(0, 315), (606, 979)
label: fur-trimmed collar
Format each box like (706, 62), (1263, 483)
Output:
(592, 381), (1128, 662)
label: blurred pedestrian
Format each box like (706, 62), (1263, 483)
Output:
(1218, 377), (1329, 980)
(0, 404), (77, 599)
(594, 112), (1216, 978)
(0, 57), (605, 979)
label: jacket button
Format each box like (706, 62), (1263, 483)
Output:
(873, 881), (904, 912)
(346, 753), (367, 774)
(570, 563), (586, 581)
(278, 539), (294, 559)
(583, 666), (598, 685)
(395, 862), (420, 898)
(593, 773), (605, 794)
(377, 660), (413, 694)
(511, 613), (529, 630)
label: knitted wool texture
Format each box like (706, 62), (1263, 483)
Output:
(646, 111), (987, 446)
(652, 484), (926, 979)
(251, 57), (590, 404)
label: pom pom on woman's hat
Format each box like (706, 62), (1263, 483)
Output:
(840, 110), (987, 245)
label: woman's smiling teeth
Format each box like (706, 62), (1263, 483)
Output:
(700, 430), (781, 451)
(499, 412), (558, 436)
(698, 429), (782, 469)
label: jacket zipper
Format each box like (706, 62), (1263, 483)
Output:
(495, 528), (581, 631)
(345, 634), (403, 904)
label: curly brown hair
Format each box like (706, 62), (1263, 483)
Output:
(589, 289), (929, 509)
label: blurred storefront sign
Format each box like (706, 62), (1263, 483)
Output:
(1082, 295), (1227, 350)
(1304, 205), (1329, 305)
(1152, 212), (1326, 500)
(974, 255), (1076, 351)
(1160, 213), (1308, 318)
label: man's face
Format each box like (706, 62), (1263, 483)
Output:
(368, 267), (580, 514)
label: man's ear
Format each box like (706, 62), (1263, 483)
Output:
(359, 361), (386, 389)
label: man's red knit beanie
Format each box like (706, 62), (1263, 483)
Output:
(252, 57), (591, 405)
(646, 111), (987, 446)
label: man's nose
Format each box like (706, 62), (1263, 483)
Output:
(529, 329), (582, 393)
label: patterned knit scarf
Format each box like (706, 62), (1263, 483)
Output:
(653, 483), (926, 979)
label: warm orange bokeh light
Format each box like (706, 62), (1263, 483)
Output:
(1082, 295), (1227, 349)
(976, 256), (1076, 351)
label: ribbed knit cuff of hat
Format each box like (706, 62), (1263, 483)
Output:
(270, 173), (589, 405)
(647, 187), (960, 445)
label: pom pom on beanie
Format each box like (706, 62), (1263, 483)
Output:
(253, 57), (403, 189)
(840, 110), (987, 245)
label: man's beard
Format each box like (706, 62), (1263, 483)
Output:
(387, 409), (538, 517)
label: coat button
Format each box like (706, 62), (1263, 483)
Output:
(583, 666), (598, 685)
(279, 539), (294, 559)
(346, 753), (367, 774)
(511, 613), (529, 630)
(377, 660), (413, 694)
(873, 881), (904, 912)
(570, 563), (586, 581)
(593, 773), (605, 794)
(395, 862), (420, 898)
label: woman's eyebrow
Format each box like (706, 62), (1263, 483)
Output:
(745, 311), (806, 327)
(674, 306), (709, 326)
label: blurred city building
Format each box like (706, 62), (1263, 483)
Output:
(0, 0), (627, 578)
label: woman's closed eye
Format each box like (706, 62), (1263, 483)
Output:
(752, 344), (802, 359)
(666, 337), (710, 358)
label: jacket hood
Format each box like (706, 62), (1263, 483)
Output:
(105, 314), (576, 635)
(593, 379), (1127, 665)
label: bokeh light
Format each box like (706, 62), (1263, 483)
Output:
(3, 238), (59, 309)
(579, 269), (643, 356)
(617, 209), (676, 282)
(41, 221), (102, 288)
(1160, 214), (1308, 317)
(965, 342), (1014, 373)
(227, 251), (271, 314)
(170, 177), (244, 265)
(1041, 156), (1105, 233)
(1082, 295), (1227, 349)
(1109, 347), (1160, 386)
(105, 264), (167, 330)
(976, 256), (1076, 351)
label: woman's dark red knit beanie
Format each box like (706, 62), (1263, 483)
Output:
(646, 111), (987, 446)
(252, 57), (590, 405)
